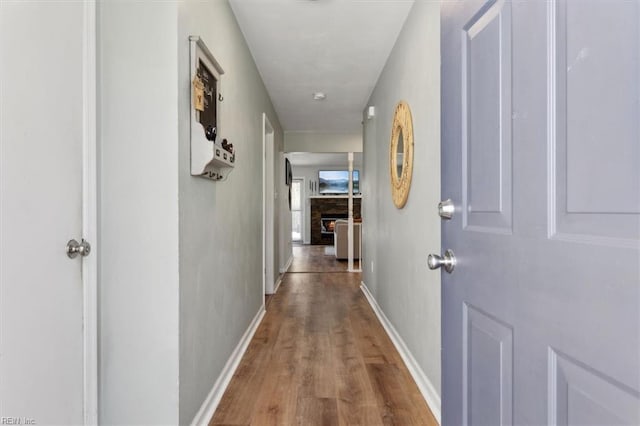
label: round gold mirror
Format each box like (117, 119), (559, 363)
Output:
(396, 129), (404, 179)
(389, 101), (414, 208)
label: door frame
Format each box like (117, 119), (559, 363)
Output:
(262, 113), (276, 298)
(291, 177), (305, 243)
(82, 0), (98, 423)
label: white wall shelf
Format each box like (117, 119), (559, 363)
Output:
(200, 144), (235, 180)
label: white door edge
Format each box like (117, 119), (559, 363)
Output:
(82, 0), (98, 423)
(262, 113), (266, 306)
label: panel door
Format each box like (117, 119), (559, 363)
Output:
(441, 0), (640, 424)
(0, 1), (88, 423)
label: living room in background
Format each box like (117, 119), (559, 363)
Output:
(287, 152), (363, 245)
(291, 178), (303, 242)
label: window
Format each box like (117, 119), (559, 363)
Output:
(291, 179), (303, 242)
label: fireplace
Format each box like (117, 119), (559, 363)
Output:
(321, 214), (348, 235)
(310, 198), (361, 245)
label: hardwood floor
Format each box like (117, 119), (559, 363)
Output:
(288, 245), (349, 273)
(214, 247), (437, 425)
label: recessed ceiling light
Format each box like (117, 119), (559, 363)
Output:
(313, 92), (326, 101)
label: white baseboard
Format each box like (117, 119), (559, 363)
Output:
(360, 282), (442, 424)
(279, 254), (293, 274)
(190, 306), (266, 426)
(273, 276), (283, 294)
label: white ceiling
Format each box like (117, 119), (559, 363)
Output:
(288, 152), (362, 167)
(229, 0), (414, 133)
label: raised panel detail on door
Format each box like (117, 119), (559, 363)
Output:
(463, 304), (513, 426)
(548, 350), (640, 425)
(549, 0), (640, 246)
(462, 0), (512, 234)
(443, 0), (640, 424)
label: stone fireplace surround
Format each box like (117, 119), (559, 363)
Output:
(310, 197), (361, 245)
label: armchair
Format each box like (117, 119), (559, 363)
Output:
(333, 219), (361, 260)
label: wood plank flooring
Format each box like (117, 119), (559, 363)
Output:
(288, 245), (349, 273)
(212, 247), (437, 425)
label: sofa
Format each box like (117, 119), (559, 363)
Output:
(333, 219), (361, 260)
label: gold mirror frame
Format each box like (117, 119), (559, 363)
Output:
(389, 101), (414, 208)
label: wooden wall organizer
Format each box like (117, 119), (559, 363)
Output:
(189, 36), (234, 181)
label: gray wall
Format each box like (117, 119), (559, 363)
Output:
(177, 1), (286, 423)
(98, 2), (180, 424)
(362, 0), (442, 400)
(362, 112), (379, 297)
(99, 1), (289, 423)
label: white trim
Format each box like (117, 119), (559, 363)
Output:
(188, 36), (224, 76)
(190, 306), (266, 426)
(360, 282), (442, 424)
(262, 115), (266, 304)
(279, 254), (293, 274)
(262, 113), (275, 296)
(82, 0), (98, 423)
(273, 276), (283, 295)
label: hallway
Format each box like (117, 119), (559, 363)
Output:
(3, 0), (639, 423)
(210, 248), (437, 425)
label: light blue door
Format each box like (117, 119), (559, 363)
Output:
(441, 0), (640, 424)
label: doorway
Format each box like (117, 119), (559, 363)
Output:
(285, 152), (363, 272)
(262, 113), (276, 297)
(291, 178), (304, 243)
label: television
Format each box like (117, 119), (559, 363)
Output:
(318, 170), (360, 195)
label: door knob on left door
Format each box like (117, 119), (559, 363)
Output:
(66, 239), (91, 259)
(428, 249), (456, 273)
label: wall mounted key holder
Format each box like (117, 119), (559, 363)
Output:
(189, 36), (234, 181)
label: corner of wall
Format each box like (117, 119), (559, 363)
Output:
(98, 1), (181, 424)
